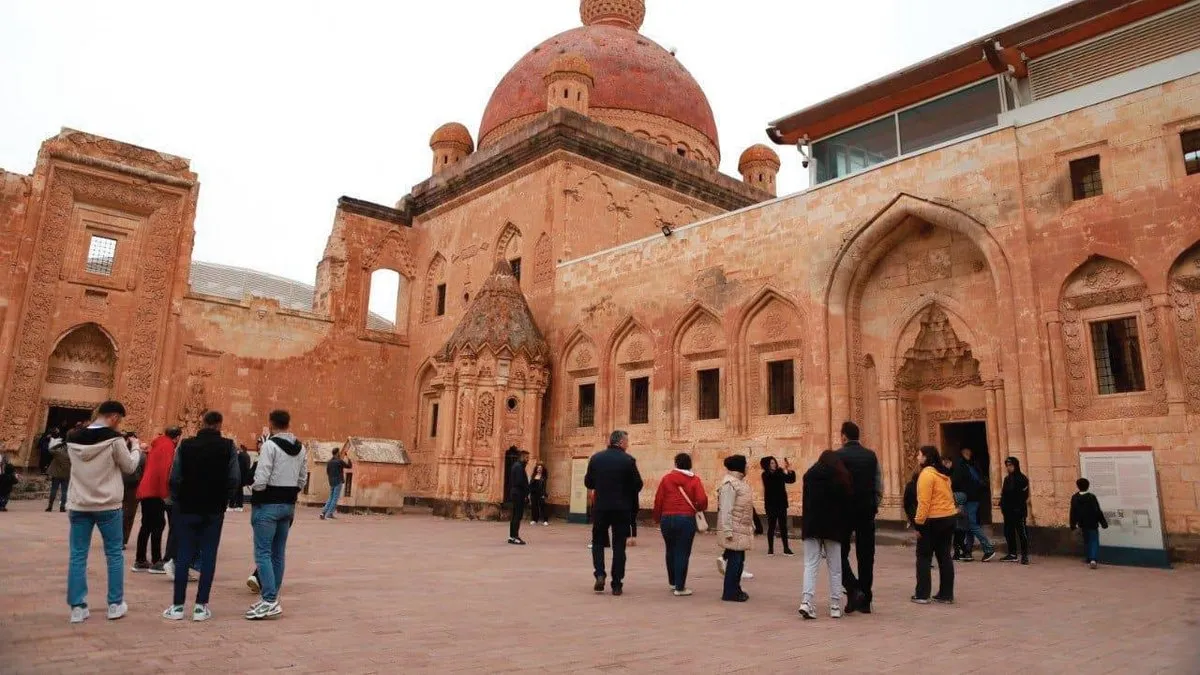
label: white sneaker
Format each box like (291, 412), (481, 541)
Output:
(798, 602), (817, 620)
(106, 602), (128, 620)
(247, 574), (261, 594)
(742, 571), (754, 580)
(541, 521), (549, 526)
(245, 600), (281, 620)
(163, 559), (175, 579)
(162, 604), (185, 621)
(192, 604), (212, 622)
(69, 606), (90, 624)
(830, 604), (843, 619)
(717, 556), (727, 575)
(531, 521), (537, 525)
(236, 507), (244, 512)
(673, 588), (693, 597)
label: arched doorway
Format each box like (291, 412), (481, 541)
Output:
(40, 323), (117, 437)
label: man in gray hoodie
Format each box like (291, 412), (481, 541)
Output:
(64, 400), (141, 624)
(245, 409), (307, 620)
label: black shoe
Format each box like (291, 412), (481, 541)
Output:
(932, 595), (954, 604)
(59, 506), (66, 512)
(593, 575), (606, 593)
(844, 589), (865, 614)
(767, 550), (775, 556)
(958, 554), (975, 562)
(722, 592), (749, 602)
(45, 506), (52, 512)
(611, 585), (623, 597)
(1020, 557), (1030, 565)
(999, 554), (1019, 562)
(783, 550), (795, 557)
(910, 595), (931, 605)
(981, 550), (997, 562)
(859, 602), (872, 614)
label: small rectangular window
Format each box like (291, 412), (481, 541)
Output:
(85, 235), (117, 276)
(1090, 317), (1145, 395)
(1183, 129), (1200, 176)
(629, 376), (649, 425)
(1070, 155), (1103, 200)
(767, 360), (795, 415)
(430, 402), (439, 438)
(813, 116), (898, 183)
(578, 383), (596, 428)
(510, 258), (522, 283)
(697, 368), (720, 420)
(436, 283), (447, 316)
(344, 471), (353, 497)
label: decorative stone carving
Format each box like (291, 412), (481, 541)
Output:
(625, 337), (646, 361)
(476, 392), (495, 440)
(470, 466), (491, 495)
(533, 233), (553, 288)
(45, 368), (113, 388)
(1083, 263), (1124, 290)
(574, 349), (593, 369)
(361, 230), (416, 278)
(1171, 280), (1200, 411)
(900, 399), (920, 480)
(690, 322), (717, 351)
(895, 306), (982, 391)
(178, 372), (210, 435)
(494, 222), (522, 263)
(422, 254), (447, 322)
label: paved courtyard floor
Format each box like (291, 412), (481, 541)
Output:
(1, 499), (1197, 674)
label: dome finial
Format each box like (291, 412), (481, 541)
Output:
(580, 0), (645, 31)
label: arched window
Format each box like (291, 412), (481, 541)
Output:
(366, 269), (405, 331)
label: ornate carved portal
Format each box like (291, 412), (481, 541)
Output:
(1169, 246), (1200, 412)
(895, 306), (982, 391)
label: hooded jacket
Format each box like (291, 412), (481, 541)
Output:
(999, 457), (1030, 518)
(716, 472), (755, 551)
(653, 468), (708, 520)
(65, 425), (141, 512)
(914, 463), (957, 526)
(136, 434), (177, 501)
(251, 433), (308, 505)
(47, 439), (71, 480)
(800, 460), (851, 541)
(759, 456), (797, 512)
(951, 457), (988, 503)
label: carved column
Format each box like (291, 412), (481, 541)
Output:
(1151, 293), (1187, 413)
(1043, 310), (1067, 411)
(880, 391), (900, 499)
(985, 383), (1002, 500)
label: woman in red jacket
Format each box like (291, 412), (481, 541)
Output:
(653, 453), (708, 597)
(132, 427), (181, 573)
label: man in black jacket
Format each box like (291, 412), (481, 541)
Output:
(952, 447), (996, 561)
(999, 456), (1030, 564)
(584, 430), (643, 596)
(507, 450), (530, 545)
(835, 421), (882, 614)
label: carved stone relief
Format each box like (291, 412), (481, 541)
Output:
(475, 392), (495, 441)
(895, 305), (982, 391)
(532, 233), (553, 288)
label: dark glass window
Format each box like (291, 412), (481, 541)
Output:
(813, 116), (897, 183)
(578, 383), (596, 428)
(1070, 156), (1103, 200)
(767, 360), (795, 415)
(898, 80), (1001, 154)
(629, 377), (649, 425)
(697, 369), (720, 420)
(1090, 317), (1145, 394)
(1182, 129), (1200, 176)
(430, 403), (439, 438)
(435, 283), (447, 316)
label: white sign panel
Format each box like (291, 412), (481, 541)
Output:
(1078, 446), (1166, 553)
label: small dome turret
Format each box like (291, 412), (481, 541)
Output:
(738, 144), (781, 197)
(429, 123), (474, 175)
(544, 53), (594, 116)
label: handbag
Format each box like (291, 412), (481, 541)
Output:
(677, 486), (709, 532)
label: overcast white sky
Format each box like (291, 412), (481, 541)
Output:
(1, 0), (1063, 311)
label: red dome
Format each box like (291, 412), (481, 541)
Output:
(479, 25), (719, 155)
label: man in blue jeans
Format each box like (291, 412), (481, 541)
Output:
(321, 447), (350, 521)
(63, 401), (142, 623)
(952, 447), (996, 562)
(246, 410), (307, 620)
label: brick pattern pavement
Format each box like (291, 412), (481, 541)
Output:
(1, 500), (1197, 674)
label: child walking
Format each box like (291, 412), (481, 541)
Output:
(1069, 478), (1108, 569)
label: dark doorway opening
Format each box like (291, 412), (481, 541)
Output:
(940, 420), (991, 524)
(46, 406), (93, 435)
(502, 446), (520, 505)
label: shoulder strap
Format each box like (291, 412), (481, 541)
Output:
(677, 484), (698, 512)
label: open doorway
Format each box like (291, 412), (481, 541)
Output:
(940, 421), (991, 524)
(46, 405), (94, 435)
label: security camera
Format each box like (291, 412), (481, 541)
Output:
(797, 135), (812, 170)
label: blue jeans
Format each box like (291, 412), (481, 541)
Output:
(660, 515), (697, 591)
(252, 503), (295, 602)
(1082, 528), (1100, 562)
(173, 511), (225, 606)
(722, 549), (745, 600)
(963, 501), (993, 553)
(67, 509), (124, 608)
(323, 483), (342, 518)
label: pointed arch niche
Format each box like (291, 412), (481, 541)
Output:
(40, 323), (117, 428)
(561, 329), (599, 438)
(671, 304), (728, 438)
(422, 253), (448, 322)
(737, 289), (806, 436)
(1169, 242), (1200, 412)
(494, 222), (524, 284)
(606, 317), (655, 430)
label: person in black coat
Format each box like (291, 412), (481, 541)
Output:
(507, 450), (530, 545)
(835, 421), (882, 613)
(1069, 477), (1108, 568)
(584, 430), (643, 595)
(760, 456), (797, 555)
(999, 456), (1030, 564)
(951, 447), (995, 560)
(528, 462), (549, 526)
(798, 450), (852, 619)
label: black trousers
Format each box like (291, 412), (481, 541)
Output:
(530, 494), (548, 522)
(229, 488), (244, 509)
(630, 507), (638, 537)
(915, 516), (955, 600)
(509, 494), (525, 539)
(841, 512), (877, 602)
(122, 485), (139, 545)
(1003, 513), (1030, 557)
(136, 498), (167, 564)
(591, 509), (630, 584)
(765, 508), (791, 552)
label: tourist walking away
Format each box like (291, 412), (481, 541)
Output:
(321, 447), (351, 521)
(835, 421), (882, 613)
(652, 452), (708, 597)
(0, 456), (18, 511)
(132, 427), (181, 574)
(63, 401), (141, 623)
(760, 456), (796, 556)
(247, 410), (307, 620)
(120, 432), (145, 548)
(584, 430), (642, 596)
(1069, 477), (1108, 569)
(798, 450), (851, 619)
(628, 456), (640, 546)
(508, 450), (530, 544)
(163, 411), (240, 622)
(952, 447), (996, 562)
(529, 462), (549, 526)
(912, 446), (957, 605)
(716, 454), (754, 602)
(229, 444), (252, 511)
(46, 432), (71, 512)
(999, 456), (1031, 564)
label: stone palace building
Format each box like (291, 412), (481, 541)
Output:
(1, 0), (1198, 553)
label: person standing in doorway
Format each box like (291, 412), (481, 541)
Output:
(321, 448), (351, 521)
(132, 427), (181, 574)
(162, 411), (239, 622)
(652, 452), (707, 597)
(760, 456), (796, 556)
(63, 401), (141, 623)
(120, 432), (145, 549)
(46, 430), (70, 512)
(1069, 477), (1108, 569)
(912, 446), (957, 605)
(952, 447), (996, 562)
(507, 450), (530, 545)
(246, 410), (307, 620)
(798, 450), (851, 619)
(716, 454), (754, 603)
(835, 421), (882, 614)
(584, 430), (642, 596)
(999, 457), (1031, 564)
(529, 462), (549, 526)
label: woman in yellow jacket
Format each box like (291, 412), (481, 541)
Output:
(912, 445), (958, 604)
